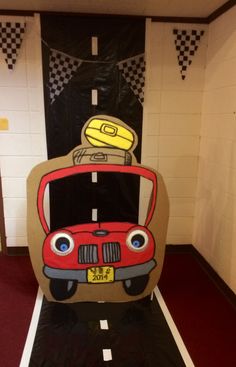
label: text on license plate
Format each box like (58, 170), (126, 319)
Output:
(87, 266), (114, 283)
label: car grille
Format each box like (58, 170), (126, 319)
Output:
(78, 245), (98, 264)
(103, 242), (121, 263)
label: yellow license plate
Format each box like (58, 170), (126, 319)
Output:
(87, 266), (114, 283)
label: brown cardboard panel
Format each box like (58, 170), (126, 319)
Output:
(27, 115), (169, 302)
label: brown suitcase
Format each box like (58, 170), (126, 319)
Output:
(73, 147), (132, 166)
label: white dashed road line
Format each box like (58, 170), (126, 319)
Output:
(100, 319), (112, 361)
(100, 319), (109, 330)
(91, 36), (98, 56)
(19, 287), (43, 367)
(92, 171), (98, 183)
(154, 287), (195, 367)
(91, 89), (98, 105)
(92, 208), (98, 221)
(103, 349), (113, 361)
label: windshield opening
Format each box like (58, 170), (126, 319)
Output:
(48, 171), (140, 231)
(40, 168), (155, 232)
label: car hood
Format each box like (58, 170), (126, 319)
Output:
(61, 222), (137, 235)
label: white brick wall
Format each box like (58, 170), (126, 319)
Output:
(193, 6), (236, 293)
(0, 14), (47, 247)
(0, 16), (207, 248)
(141, 19), (207, 244)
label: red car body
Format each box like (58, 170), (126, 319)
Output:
(38, 164), (157, 298)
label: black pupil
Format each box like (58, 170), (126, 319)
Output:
(55, 237), (70, 252)
(131, 234), (145, 248)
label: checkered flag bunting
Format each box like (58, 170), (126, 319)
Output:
(173, 29), (204, 80)
(117, 53), (145, 105)
(49, 49), (82, 104)
(0, 22), (26, 70)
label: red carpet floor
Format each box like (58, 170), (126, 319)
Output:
(159, 251), (236, 367)
(0, 250), (235, 367)
(0, 255), (38, 367)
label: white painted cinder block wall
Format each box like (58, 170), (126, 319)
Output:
(0, 14), (47, 247)
(141, 20), (208, 244)
(0, 16), (208, 250)
(193, 6), (236, 293)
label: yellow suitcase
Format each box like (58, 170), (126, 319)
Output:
(84, 117), (134, 151)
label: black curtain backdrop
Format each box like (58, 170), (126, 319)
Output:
(41, 15), (145, 230)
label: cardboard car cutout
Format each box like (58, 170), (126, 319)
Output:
(39, 164), (157, 300)
(27, 115), (169, 302)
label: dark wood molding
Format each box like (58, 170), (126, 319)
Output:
(151, 16), (208, 24)
(165, 244), (193, 253)
(0, 174), (7, 254)
(0, 9), (35, 17)
(6, 246), (29, 256)
(0, 10), (209, 23)
(0, 10), (206, 23)
(152, 1), (236, 24)
(0, 9), (35, 16)
(1, 2), (236, 24)
(166, 244), (236, 309)
(207, 0), (236, 23)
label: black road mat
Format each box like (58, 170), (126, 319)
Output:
(29, 295), (186, 367)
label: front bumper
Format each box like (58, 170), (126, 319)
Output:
(43, 259), (156, 282)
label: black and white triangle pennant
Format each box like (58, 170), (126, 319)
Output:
(0, 22), (26, 70)
(173, 29), (204, 80)
(49, 49), (82, 104)
(117, 53), (145, 105)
